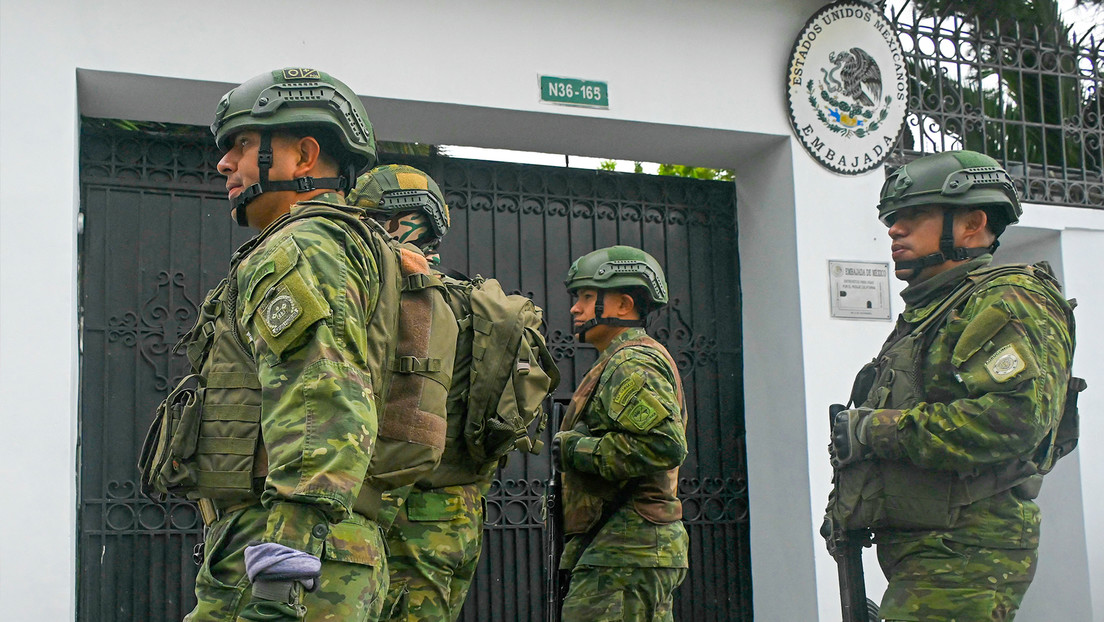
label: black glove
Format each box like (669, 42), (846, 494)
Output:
(829, 408), (874, 468)
(552, 423), (591, 471)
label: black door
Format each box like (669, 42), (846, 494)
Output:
(78, 121), (750, 621)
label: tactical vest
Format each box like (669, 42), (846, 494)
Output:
(829, 263), (1081, 532)
(140, 201), (451, 523)
(559, 336), (687, 536)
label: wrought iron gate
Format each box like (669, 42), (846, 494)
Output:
(77, 122), (749, 621)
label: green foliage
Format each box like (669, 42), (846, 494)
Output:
(656, 163), (734, 181)
(598, 160), (618, 171)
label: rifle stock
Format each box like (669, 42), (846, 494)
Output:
(827, 403), (872, 622)
(545, 402), (569, 622)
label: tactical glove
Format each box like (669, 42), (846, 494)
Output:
(552, 423), (591, 472)
(829, 408), (874, 468)
(239, 542), (322, 621)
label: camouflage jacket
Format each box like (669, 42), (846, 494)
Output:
(234, 194), (381, 553)
(561, 328), (689, 569)
(866, 255), (1074, 547)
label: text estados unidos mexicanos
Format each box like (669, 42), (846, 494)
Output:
(788, 4), (907, 101)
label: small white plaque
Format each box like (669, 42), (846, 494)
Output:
(829, 260), (892, 320)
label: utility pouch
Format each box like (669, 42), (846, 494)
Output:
(1051, 376), (1086, 468)
(849, 361), (878, 409)
(139, 373), (204, 500)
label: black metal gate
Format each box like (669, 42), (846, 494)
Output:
(77, 122), (749, 621)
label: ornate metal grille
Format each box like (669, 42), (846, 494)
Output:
(889, 0), (1103, 208)
(77, 123), (749, 621)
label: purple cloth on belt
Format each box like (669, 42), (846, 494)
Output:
(244, 542), (322, 583)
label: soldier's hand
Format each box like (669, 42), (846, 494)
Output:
(552, 424), (591, 471)
(829, 408), (874, 468)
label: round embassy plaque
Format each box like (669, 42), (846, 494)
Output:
(787, 0), (908, 175)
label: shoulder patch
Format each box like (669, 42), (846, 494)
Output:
(624, 400), (661, 432)
(612, 372), (646, 414)
(985, 344), (1027, 383)
(614, 387), (669, 433)
(262, 284), (302, 337)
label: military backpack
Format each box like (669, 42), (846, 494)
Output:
(443, 274), (560, 469)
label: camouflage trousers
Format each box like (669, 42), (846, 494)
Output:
(184, 503), (389, 622)
(381, 485), (485, 622)
(876, 535), (1037, 621)
(561, 566), (687, 622)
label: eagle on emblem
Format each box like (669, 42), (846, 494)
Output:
(822, 47), (882, 107)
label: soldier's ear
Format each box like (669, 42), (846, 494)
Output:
(958, 208), (993, 246)
(611, 292), (638, 319)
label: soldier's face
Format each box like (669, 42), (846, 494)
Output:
(887, 204), (951, 283)
(385, 211), (432, 246)
(570, 288), (626, 347)
(570, 288), (599, 324)
(216, 130), (300, 228)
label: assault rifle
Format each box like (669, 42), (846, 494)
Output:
(824, 403), (874, 622)
(544, 401), (569, 622)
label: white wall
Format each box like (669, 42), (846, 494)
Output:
(0, 1), (81, 620)
(2, 1), (1102, 620)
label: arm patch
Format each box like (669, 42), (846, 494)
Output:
(615, 387), (668, 433)
(242, 238), (331, 359)
(985, 343), (1028, 383)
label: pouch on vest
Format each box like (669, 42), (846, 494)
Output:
(138, 373), (204, 500)
(463, 277), (560, 464)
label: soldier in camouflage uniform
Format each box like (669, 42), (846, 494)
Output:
(826, 150), (1078, 621)
(182, 68), (389, 621)
(348, 164), (486, 622)
(552, 246), (689, 622)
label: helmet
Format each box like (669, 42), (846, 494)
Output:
(212, 67), (376, 174)
(565, 246), (668, 341)
(878, 150), (1021, 227)
(878, 150), (1021, 276)
(347, 164), (450, 246)
(565, 245), (669, 307)
(212, 68), (376, 225)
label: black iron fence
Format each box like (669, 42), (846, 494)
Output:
(889, 0), (1104, 209)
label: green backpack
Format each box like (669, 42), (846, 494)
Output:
(450, 276), (560, 464)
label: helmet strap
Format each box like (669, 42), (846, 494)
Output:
(893, 208), (994, 278)
(574, 290), (647, 342)
(228, 132), (350, 228)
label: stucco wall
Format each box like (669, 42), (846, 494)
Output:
(2, 1), (1101, 620)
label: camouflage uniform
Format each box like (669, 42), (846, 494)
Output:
(185, 195), (388, 621)
(857, 255), (1074, 621)
(381, 481), (487, 622)
(557, 327), (689, 622)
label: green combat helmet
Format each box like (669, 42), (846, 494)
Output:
(878, 150), (1022, 274)
(347, 164), (450, 250)
(565, 245), (668, 341)
(211, 67), (377, 225)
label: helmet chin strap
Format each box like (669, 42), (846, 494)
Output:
(574, 291), (647, 342)
(229, 132), (351, 228)
(893, 209), (996, 280)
